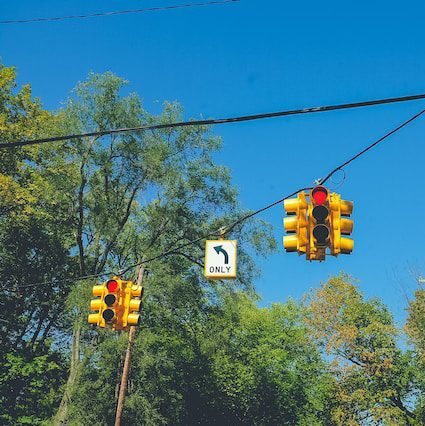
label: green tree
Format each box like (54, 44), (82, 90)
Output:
(205, 293), (334, 425)
(0, 64), (70, 424)
(306, 274), (419, 425)
(406, 286), (425, 362)
(46, 71), (276, 424)
(406, 285), (425, 423)
(68, 288), (334, 426)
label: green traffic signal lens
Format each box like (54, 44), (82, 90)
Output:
(313, 224), (330, 245)
(102, 308), (115, 322)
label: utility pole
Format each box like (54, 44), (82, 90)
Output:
(114, 265), (144, 426)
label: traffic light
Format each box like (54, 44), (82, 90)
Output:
(88, 278), (145, 330)
(329, 192), (354, 256)
(102, 278), (124, 329)
(88, 283), (105, 327)
(88, 277), (126, 330)
(308, 186), (331, 261)
(283, 191), (309, 255)
(123, 282), (144, 327)
(283, 185), (354, 261)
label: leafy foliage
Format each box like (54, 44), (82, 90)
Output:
(306, 274), (419, 425)
(1, 66), (425, 425)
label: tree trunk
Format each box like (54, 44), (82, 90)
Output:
(54, 321), (81, 425)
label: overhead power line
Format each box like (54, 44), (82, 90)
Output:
(7, 108), (425, 291)
(1, 93), (425, 150)
(0, 0), (240, 25)
(320, 108), (425, 185)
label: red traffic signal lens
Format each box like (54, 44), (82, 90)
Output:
(312, 186), (328, 205)
(106, 279), (119, 292)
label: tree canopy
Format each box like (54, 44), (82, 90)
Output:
(1, 65), (424, 425)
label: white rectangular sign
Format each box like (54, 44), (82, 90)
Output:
(204, 240), (237, 279)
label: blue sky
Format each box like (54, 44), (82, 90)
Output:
(2, 0), (425, 324)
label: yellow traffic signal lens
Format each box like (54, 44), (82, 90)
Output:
(104, 294), (117, 306)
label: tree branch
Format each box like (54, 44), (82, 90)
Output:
(95, 184), (140, 274)
(168, 250), (204, 268)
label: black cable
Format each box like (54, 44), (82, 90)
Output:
(2, 93), (425, 149)
(4, 108), (425, 291)
(5, 187), (312, 291)
(0, 0), (240, 25)
(320, 108), (425, 185)
(119, 186), (313, 274)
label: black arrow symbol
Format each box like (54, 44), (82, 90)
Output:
(214, 245), (229, 264)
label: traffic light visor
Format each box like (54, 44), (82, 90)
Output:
(129, 299), (142, 311)
(88, 313), (100, 324)
(106, 279), (119, 292)
(92, 285), (104, 297)
(283, 235), (298, 251)
(127, 313), (140, 326)
(311, 186), (328, 205)
(340, 237), (354, 253)
(340, 200), (354, 216)
(131, 285), (144, 298)
(90, 299), (102, 311)
(284, 216), (297, 233)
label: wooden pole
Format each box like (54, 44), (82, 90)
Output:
(114, 266), (144, 426)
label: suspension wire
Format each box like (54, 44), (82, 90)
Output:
(2, 93), (425, 149)
(4, 108), (425, 291)
(0, 0), (240, 25)
(319, 108), (425, 185)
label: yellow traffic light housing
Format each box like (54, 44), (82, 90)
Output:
(88, 277), (144, 330)
(283, 186), (354, 261)
(88, 277), (126, 331)
(329, 193), (354, 256)
(123, 283), (144, 327)
(283, 191), (308, 254)
(88, 284), (105, 326)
